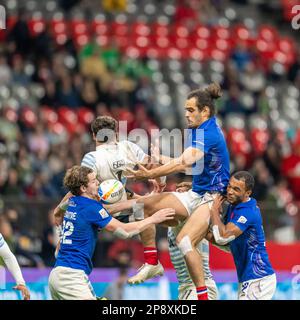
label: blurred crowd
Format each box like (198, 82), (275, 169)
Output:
(0, 0), (300, 269)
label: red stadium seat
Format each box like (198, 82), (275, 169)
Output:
(40, 106), (58, 125)
(194, 25), (211, 39)
(91, 21), (109, 36)
(50, 18), (68, 35)
(124, 45), (145, 58)
(258, 25), (278, 43)
(48, 121), (68, 136)
(193, 38), (209, 50)
(50, 18), (69, 45)
(188, 48), (206, 61)
(174, 24), (189, 38)
(132, 22), (151, 36)
(133, 35), (151, 49)
(152, 22), (169, 37)
(70, 19), (89, 36)
(209, 48), (227, 61)
(95, 35), (109, 47)
(155, 36), (171, 49)
(77, 107), (94, 126)
(3, 107), (18, 123)
(20, 107), (38, 128)
(28, 18), (46, 36)
(212, 26), (231, 40)
(232, 25), (253, 47)
(58, 106), (78, 126)
(113, 35), (130, 49)
(250, 128), (270, 155)
(227, 128), (252, 157)
(111, 22), (129, 37)
(74, 33), (90, 48)
(278, 37), (296, 54)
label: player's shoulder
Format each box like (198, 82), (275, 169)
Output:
(234, 199), (260, 222)
(0, 232), (5, 247)
(118, 140), (136, 148)
(82, 151), (97, 161)
(84, 200), (111, 221)
(81, 151), (97, 168)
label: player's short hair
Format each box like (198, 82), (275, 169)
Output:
(63, 165), (93, 196)
(91, 116), (118, 142)
(187, 82), (222, 117)
(232, 171), (255, 192)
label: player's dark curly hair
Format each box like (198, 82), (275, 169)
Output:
(91, 116), (118, 143)
(232, 171), (255, 192)
(63, 165), (93, 196)
(187, 82), (222, 117)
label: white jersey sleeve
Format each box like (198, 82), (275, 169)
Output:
(0, 233), (4, 248)
(0, 233), (26, 285)
(81, 152), (97, 172)
(125, 141), (147, 163)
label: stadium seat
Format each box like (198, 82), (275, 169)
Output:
(40, 106), (58, 125)
(258, 25), (278, 43)
(20, 107), (38, 128)
(132, 22), (151, 36)
(249, 116), (270, 155)
(28, 18), (46, 36)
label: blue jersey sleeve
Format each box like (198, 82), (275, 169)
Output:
(228, 208), (253, 232)
(84, 203), (112, 228)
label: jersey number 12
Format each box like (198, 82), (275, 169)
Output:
(62, 221), (74, 244)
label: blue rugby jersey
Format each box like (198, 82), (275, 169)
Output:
(186, 116), (230, 195)
(55, 196), (112, 275)
(225, 198), (274, 282)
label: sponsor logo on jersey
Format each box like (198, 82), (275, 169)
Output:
(99, 208), (109, 219)
(237, 215), (247, 224)
(68, 200), (76, 207)
(112, 160), (125, 169)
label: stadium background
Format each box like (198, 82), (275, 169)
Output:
(0, 0), (300, 299)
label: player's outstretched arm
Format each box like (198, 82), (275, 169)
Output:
(103, 198), (137, 214)
(126, 147), (203, 180)
(0, 240), (30, 300)
(104, 208), (175, 239)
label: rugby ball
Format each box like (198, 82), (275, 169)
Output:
(98, 179), (124, 204)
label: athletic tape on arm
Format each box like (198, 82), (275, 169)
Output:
(113, 227), (139, 239)
(212, 225), (235, 245)
(133, 202), (144, 220)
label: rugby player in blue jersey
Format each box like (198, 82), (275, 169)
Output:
(127, 83), (230, 300)
(48, 165), (175, 300)
(208, 171), (276, 300)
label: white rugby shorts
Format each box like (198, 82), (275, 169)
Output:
(172, 189), (219, 215)
(48, 266), (96, 300)
(238, 273), (277, 300)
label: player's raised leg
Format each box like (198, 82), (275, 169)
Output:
(176, 203), (211, 300)
(127, 192), (189, 284)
